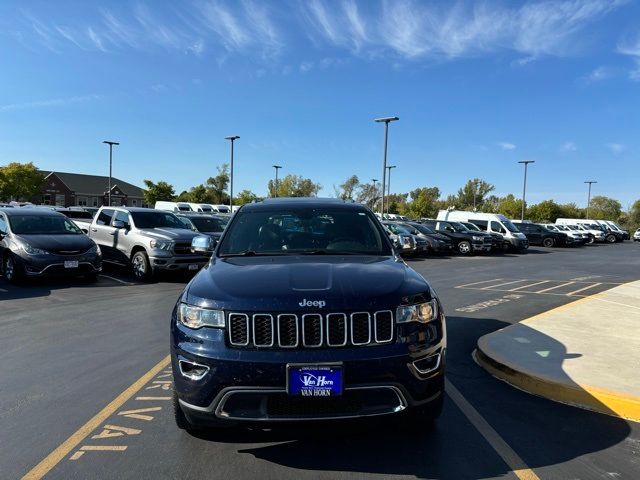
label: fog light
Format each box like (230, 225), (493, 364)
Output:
(178, 360), (210, 380)
(412, 353), (441, 375)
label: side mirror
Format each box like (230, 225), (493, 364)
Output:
(113, 220), (126, 229)
(191, 235), (216, 256)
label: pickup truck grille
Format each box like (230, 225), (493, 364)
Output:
(173, 243), (192, 255)
(228, 311), (395, 349)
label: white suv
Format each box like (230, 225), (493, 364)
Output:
(634, 229), (640, 242)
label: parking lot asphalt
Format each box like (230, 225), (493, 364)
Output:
(2, 243), (640, 480)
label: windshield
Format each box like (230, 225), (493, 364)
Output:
(131, 211), (189, 229)
(501, 220), (519, 232)
(9, 215), (83, 235)
(385, 223), (412, 235)
(463, 223), (481, 232)
(189, 216), (227, 233)
(556, 225), (569, 231)
(448, 222), (469, 233)
(218, 208), (391, 256)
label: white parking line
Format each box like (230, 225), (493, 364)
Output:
(508, 280), (550, 292)
(566, 283), (602, 296)
(456, 278), (503, 288)
(535, 281), (576, 294)
(481, 280), (528, 290)
(99, 274), (135, 286)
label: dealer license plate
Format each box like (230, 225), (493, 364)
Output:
(64, 260), (79, 269)
(287, 365), (343, 397)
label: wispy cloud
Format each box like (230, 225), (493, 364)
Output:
(583, 66), (614, 83)
(497, 142), (516, 151)
(607, 143), (625, 154)
(617, 34), (640, 81)
(0, 94), (102, 112)
(560, 141), (577, 152)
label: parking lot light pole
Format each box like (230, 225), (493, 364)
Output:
(272, 165), (282, 197)
(585, 180), (597, 219)
(518, 160), (535, 221)
(386, 165), (396, 214)
(224, 136), (240, 211)
(103, 141), (119, 206)
(374, 116), (399, 215)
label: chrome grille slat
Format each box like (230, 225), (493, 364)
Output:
(227, 310), (395, 348)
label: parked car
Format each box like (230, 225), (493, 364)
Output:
(0, 208), (102, 282)
(558, 222), (606, 243)
(382, 225), (417, 255)
(176, 213), (229, 241)
(436, 210), (529, 251)
(54, 207), (95, 231)
(171, 198), (446, 430)
(634, 229), (640, 242)
(88, 207), (211, 281)
(459, 221), (506, 251)
(512, 221), (570, 247)
(401, 222), (455, 254)
(543, 224), (588, 244)
(556, 218), (620, 243)
(601, 220), (629, 240)
(383, 222), (428, 255)
(421, 219), (492, 255)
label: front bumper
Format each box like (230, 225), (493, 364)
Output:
(16, 252), (102, 277)
(150, 254), (209, 271)
(507, 237), (529, 250)
(171, 314), (446, 422)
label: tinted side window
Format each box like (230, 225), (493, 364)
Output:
(0, 214), (7, 234)
(490, 221), (505, 233)
(97, 209), (115, 226)
(113, 210), (131, 228)
(473, 220), (488, 230)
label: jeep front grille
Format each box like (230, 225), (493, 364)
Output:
(228, 310), (395, 348)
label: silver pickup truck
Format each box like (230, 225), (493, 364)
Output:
(88, 206), (210, 281)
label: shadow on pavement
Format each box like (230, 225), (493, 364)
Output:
(184, 314), (632, 478)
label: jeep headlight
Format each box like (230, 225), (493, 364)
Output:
(88, 243), (101, 255)
(177, 303), (225, 329)
(472, 235), (482, 241)
(396, 300), (438, 324)
(150, 239), (173, 251)
(21, 243), (49, 255)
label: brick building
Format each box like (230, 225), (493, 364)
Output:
(31, 171), (146, 207)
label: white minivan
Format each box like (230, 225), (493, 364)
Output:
(436, 210), (529, 250)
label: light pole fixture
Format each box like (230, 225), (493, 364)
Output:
(386, 165), (396, 214)
(103, 141), (120, 206)
(374, 116), (399, 215)
(272, 165), (282, 197)
(472, 179), (479, 212)
(518, 160), (535, 221)
(224, 136), (240, 211)
(585, 180), (597, 219)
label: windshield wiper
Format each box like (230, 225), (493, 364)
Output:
(220, 250), (287, 257)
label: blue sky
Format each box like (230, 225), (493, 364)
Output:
(1, 0), (639, 208)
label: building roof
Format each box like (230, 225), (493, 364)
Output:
(42, 171), (145, 197)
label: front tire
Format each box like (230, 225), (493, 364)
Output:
(605, 234), (617, 243)
(131, 251), (154, 282)
(542, 237), (555, 248)
(457, 240), (472, 255)
(3, 254), (23, 284)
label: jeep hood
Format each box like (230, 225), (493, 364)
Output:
(185, 256), (431, 311)
(139, 228), (201, 242)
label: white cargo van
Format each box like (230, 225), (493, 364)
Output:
(154, 201), (193, 212)
(556, 218), (614, 243)
(436, 210), (529, 250)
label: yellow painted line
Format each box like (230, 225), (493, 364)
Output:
(456, 278), (503, 288)
(21, 355), (170, 480)
(535, 281), (575, 294)
(481, 279), (529, 290)
(445, 379), (540, 480)
(508, 280), (550, 292)
(566, 282), (602, 296)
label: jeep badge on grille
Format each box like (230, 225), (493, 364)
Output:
(299, 299), (326, 308)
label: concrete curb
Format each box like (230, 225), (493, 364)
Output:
(475, 346), (640, 422)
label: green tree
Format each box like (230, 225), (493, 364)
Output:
(496, 194), (523, 219)
(268, 174), (321, 198)
(402, 187), (441, 218)
(527, 200), (563, 223)
(557, 202), (584, 219)
(0, 162), (45, 201)
(334, 175), (360, 200)
(454, 178), (495, 210)
(235, 189), (260, 206)
(629, 200), (640, 226)
(387, 193), (408, 214)
(588, 195), (622, 220)
(205, 164), (230, 204)
(355, 182), (381, 210)
(143, 180), (175, 205)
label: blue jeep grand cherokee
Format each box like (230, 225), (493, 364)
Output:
(171, 198), (446, 429)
